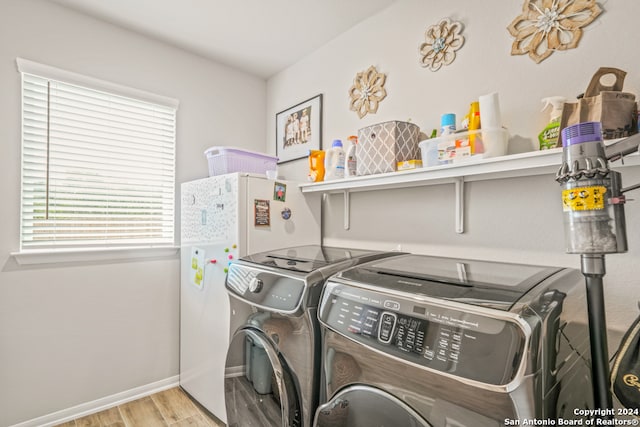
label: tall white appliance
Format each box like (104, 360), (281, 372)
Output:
(179, 173), (320, 423)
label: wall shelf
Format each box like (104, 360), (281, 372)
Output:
(299, 147), (640, 232)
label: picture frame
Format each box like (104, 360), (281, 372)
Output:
(276, 94), (322, 164)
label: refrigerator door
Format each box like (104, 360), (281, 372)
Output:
(181, 175), (238, 246)
(180, 174), (243, 423)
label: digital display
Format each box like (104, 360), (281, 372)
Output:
(332, 296), (433, 356)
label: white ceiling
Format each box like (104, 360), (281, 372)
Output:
(49, 0), (397, 79)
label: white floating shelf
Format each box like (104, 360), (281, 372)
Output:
(299, 147), (640, 232)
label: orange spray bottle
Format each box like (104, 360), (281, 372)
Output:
(468, 101), (482, 154)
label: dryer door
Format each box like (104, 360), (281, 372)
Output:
(225, 327), (302, 427)
(314, 385), (431, 427)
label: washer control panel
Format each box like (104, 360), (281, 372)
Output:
(226, 263), (306, 312)
(319, 282), (527, 386)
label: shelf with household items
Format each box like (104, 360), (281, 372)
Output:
(299, 142), (640, 233)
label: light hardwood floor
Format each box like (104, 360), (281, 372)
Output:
(54, 387), (224, 427)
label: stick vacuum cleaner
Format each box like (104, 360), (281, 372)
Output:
(556, 122), (640, 414)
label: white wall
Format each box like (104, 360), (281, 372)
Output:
(267, 0), (640, 340)
(0, 0), (266, 425)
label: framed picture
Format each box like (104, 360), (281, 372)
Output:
(276, 94), (322, 164)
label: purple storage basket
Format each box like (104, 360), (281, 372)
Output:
(205, 147), (278, 176)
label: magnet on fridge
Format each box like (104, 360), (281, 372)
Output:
(224, 248), (229, 252)
(274, 182), (286, 202)
(190, 247), (206, 289)
(232, 244), (237, 249)
(228, 254), (233, 260)
(281, 207), (292, 220)
(209, 259), (217, 264)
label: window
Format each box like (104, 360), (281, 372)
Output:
(17, 59), (178, 251)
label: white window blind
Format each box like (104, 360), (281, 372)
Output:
(18, 59), (177, 251)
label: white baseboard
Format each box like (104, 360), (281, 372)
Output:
(10, 375), (180, 427)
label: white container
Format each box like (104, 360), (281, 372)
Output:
(324, 140), (345, 180)
(480, 128), (510, 158)
(422, 139), (441, 167)
(345, 142), (357, 178)
(418, 128), (509, 165)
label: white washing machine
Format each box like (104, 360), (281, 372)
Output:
(224, 245), (403, 427)
(314, 254), (594, 426)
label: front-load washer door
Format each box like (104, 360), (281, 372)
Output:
(313, 385), (431, 427)
(225, 327), (301, 427)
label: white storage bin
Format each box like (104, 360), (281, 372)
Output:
(205, 147), (278, 176)
(419, 128), (509, 166)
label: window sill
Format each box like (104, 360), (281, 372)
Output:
(11, 246), (179, 266)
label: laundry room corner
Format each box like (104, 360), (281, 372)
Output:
(266, 0), (640, 342)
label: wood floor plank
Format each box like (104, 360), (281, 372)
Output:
(75, 413), (102, 427)
(119, 396), (167, 427)
(96, 407), (123, 426)
(56, 387), (225, 427)
(194, 409), (224, 427)
(169, 413), (213, 427)
(151, 387), (200, 423)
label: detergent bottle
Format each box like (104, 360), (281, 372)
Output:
(345, 135), (358, 178)
(324, 140), (345, 180)
(435, 114), (456, 165)
(538, 96), (566, 150)
(308, 150), (325, 182)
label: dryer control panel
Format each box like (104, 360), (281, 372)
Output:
(226, 263), (307, 313)
(318, 281), (527, 386)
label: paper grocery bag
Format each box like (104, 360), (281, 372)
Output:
(559, 67), (638, 145)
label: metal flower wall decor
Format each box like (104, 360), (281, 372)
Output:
(419, 18), (465, 71)
(348, 65), (387, 119)
(507, 0), (602, 64)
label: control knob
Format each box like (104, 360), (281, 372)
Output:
(249, 277), (263, 293)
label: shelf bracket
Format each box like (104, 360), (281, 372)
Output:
(454, 177), (465, 234)
(343, 190), (350, 230)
